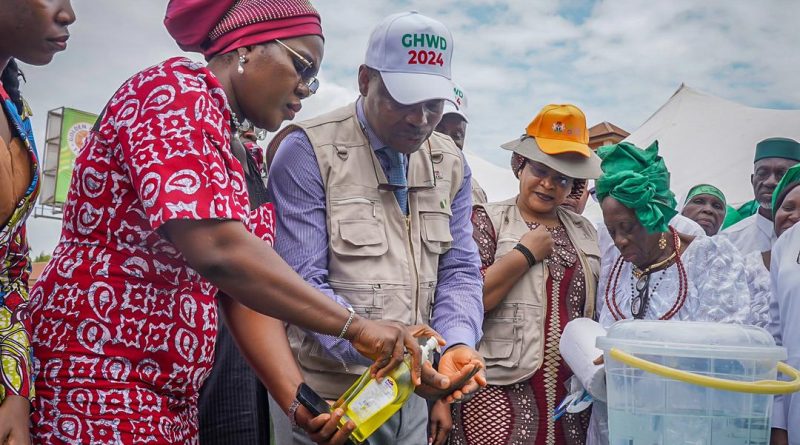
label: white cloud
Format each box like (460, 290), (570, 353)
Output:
(17, 0), (798, 255)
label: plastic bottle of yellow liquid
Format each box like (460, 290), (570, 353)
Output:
(334, 337), (439, 443)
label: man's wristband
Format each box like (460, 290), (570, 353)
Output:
(513, 243), (537, 268)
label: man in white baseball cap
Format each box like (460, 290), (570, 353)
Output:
(268, 11), (487, 445)
(365, 11), (455, 106)
(435, 82), (489, 204)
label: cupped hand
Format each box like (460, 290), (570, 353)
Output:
(438, 345), (487, 403)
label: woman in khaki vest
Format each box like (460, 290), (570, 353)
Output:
(449, 105), (602, 445)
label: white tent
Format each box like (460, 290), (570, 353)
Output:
(624, 84), (800, 206)
(464, 151), (518, 202)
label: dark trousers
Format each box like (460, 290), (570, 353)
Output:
(199, 315), (271, 444)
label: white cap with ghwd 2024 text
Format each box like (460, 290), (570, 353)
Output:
(365, 11), (455, 106)
(442, 82), (468, 123)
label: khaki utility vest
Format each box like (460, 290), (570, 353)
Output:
(476, 197), (600, 385)
(471, 177), (488, 205)
(270, 102), (465, 398)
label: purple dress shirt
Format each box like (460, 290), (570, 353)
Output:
(268, 99), (484, 366)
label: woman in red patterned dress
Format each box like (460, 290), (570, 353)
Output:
(449, 105), (603, 445)
(28, 2), (423, 444)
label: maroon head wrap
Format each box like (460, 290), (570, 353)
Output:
(165, 0), (323, 59)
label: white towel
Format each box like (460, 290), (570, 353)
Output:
(560, 318), (608, 402)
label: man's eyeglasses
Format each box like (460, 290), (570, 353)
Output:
(377, 79), (443, 115)
(274, 39), (319, 95)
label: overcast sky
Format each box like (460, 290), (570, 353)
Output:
(21, 0), (800, 255)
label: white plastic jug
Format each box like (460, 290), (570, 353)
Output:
(596, 320), (800, 445)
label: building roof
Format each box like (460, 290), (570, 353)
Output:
(589, 121), (630, 139)
(28, 261), (49, 287)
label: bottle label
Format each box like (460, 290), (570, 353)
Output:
(347, 377), (398, 423)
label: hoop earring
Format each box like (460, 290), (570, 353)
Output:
(237, 55), (246, 74)
(658, 232), (667, 250)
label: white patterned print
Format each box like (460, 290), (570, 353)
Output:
(597, 235), (757, 328)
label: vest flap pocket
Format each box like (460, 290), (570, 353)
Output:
(479, 318), (521, 368)
(333, 219), (388, 256)
(340, 220), (383, 245)
(480, 338), (514, 360)
(421, 212), (453, 254)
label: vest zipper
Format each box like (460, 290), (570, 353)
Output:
(406, 215), (421, 324)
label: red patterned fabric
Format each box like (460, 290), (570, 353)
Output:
(29, 57), (274, 444)
(0, 82), (39, 402)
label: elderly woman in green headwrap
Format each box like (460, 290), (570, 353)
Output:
(585, 141), (771, 444)
(680, 184), (727, 236)
(594, 141), (767, 327)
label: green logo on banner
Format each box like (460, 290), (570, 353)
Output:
(55, 108), (98, 203)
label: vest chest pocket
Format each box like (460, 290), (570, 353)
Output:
(330, 197), (388, 257)
(421, 212), (453, 254)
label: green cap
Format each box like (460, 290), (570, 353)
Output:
(754, 137), (800, 163)
(684, 184), (726, 207)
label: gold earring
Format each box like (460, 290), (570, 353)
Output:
(658, 233), (667, 250)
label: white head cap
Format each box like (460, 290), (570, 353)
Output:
(365, 11), (455, 105)
(442, 82), (468, 123)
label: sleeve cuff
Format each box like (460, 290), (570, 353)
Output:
(771, 395), (787, 429)
(441, 326), (479, 352)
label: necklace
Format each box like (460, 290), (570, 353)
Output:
(230, 111), (252, 135)
(604, 226), (688, 321)
(632, 235), (681, 278)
